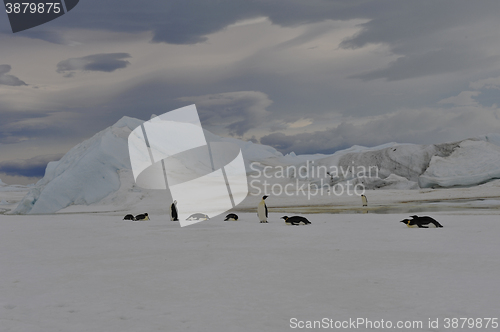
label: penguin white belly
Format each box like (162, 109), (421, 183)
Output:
(407, 223), (436, 228)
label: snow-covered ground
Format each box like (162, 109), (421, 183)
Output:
(1, 209), (499, 332)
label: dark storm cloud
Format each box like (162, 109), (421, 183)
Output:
(10, 0), (498, 82)
(46, 0), (365, 44)
(56, 53), (131, 74)
(0, 65), (27, 86)
(3, 0), (359, 44)
(0, 154), (63, 177)
(340, 1), (500, 80)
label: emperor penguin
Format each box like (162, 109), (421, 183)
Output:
(170, 200), (179, 221)
(123, 214), (135, 221)
(400, 215), (443, 228)
(281, 216), (311, 225)
(257, 195), (269, 223)
(135, 213), (150, 221)
(224, 213), (239, 221)
(186, 213), (210, 221)
(361, 194), (368, 207)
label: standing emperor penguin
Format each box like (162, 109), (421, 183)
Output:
(170, 200), (179, 221)
(361, 194), (368, 207)
(257, 195), (269, 223)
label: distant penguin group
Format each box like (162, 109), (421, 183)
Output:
(257, 195), (269, 223)
(123, 213), (150, 221)
(400, 215), (443, 228)
(122, 198), (444, 230)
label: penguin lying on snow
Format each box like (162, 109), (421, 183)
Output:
(186, 213), (210, 221)
(224, 213), (238, 221)
(135, 213), (150, 221)
(400, 215), (443, 228)
(281, 216), (311, 225)
(123, 214), (135, 221)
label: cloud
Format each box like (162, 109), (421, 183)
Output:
(348, 50), (496, 82)
(0, 65), (27, 86)
(4, 0), (499, 85)
(470, 76), (500, 90)
(0, 110), (53, 144)
(340, 2), (500, 81)
(178, 91), (272, 136)
(438, 91), (481, 107)
(3, 0), (500, 159)
(287, 118), (313, 129)
(260, 106), (500, 155)
(18, 30), (71, 45)
(0, 154), (63, 178)
(24, 0), (363, 44)
(56, 53), (131, 74)
(0, 109), (96, 145)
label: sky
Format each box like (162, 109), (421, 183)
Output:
(1, 0), (500, 184)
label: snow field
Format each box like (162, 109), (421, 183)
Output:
(1, 212), (499, 331)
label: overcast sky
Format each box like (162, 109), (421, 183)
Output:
(1, 0), (500, 184)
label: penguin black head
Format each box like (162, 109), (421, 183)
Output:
(400, 219), (410, 224)
(262, 195), (269, 200)
(280, 216), (289, 220)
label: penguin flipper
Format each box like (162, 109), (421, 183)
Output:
(417, 224), (428, 228)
